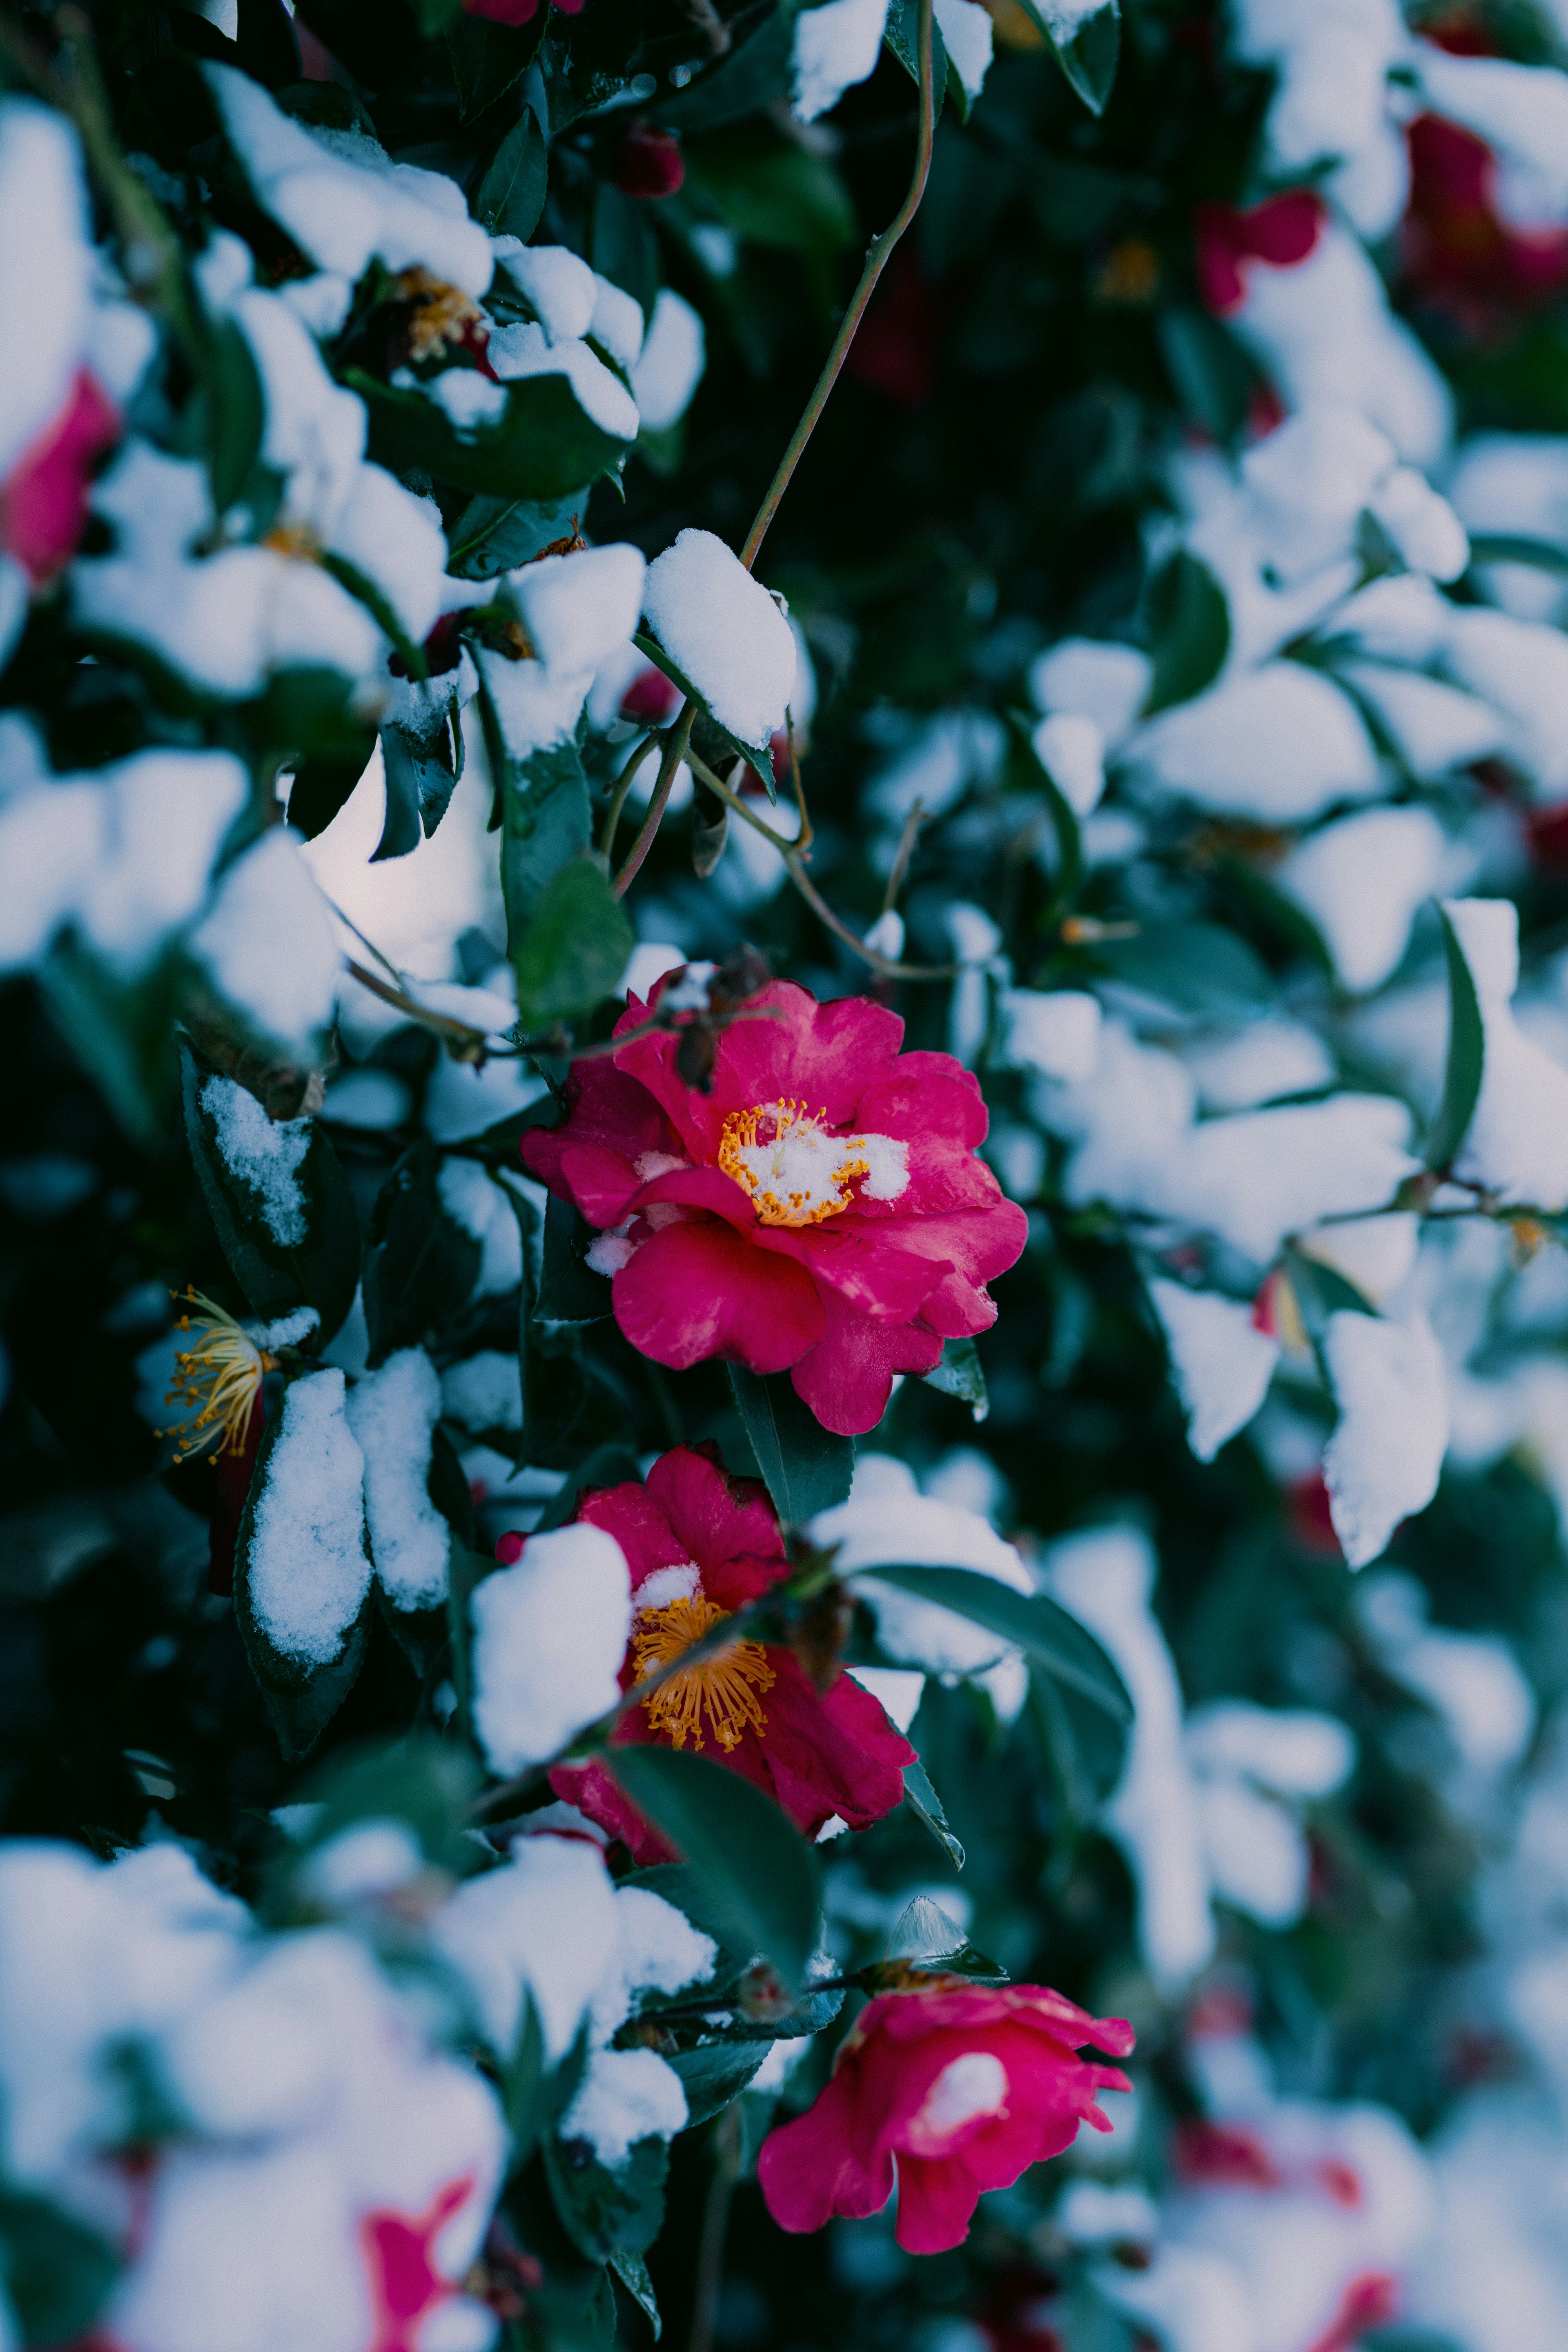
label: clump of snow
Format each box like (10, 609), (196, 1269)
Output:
(1185, 1700), (1354, 1929)
(642, 529), (797, 749)
(792, 0), (891, 123)
(438, 1159), (525, 1296)
(345, 1348), (447, 1613)
(246, 1370), (370, 1664)
(1335, 662), (1504, 782)
(934, 0), (993, 100)
(1443, 609), (1568, 800)
(1127, 662), (1381, 824)
(1357, 1571), (1535, 1778)
(487, 321), (639, 441)
(0, 100), (93, 481)
(590, 1885), (717, 2045)
(202, 1074), (311, 1247)
(441, 1349), (523, 1433)
(469, 1523), (633, 1774)
(297, 1819), (425, 1909)
(1183, 1020), (1336, 1113)
(1322, 1310), (1449, 1569)
(998, 988), (1101, 1081)
(1296, 1212), (1420, 1306)
(590, 275), (644, 372)
(630, 290), (706, 434)
(205, 64), (493, 295)
(188, 830), (343, 1051)
(513, 544), (647, 678)
(1029, 638), (1151, 745)
(1275, 805), (1448, 994)
(563, 2045), (689, 2169)
(492, 241), (597, 343)
(811, 1453), (1034, 1677)
(423, 367), (509, 432)
(1031, 711), (1106, 816)
(1443, 897), (1568, 1209)
(433, 1832), (621, 2063)
(1148, 1279), (1280, 1464)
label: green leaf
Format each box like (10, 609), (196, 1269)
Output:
(447, 490), (589, 579)
(857, 1567), (1133, 1723)
(448, 9), (545, 118)
(655, 7), (791, 131)
(474, 108), (550, 237)
(1031, 1663), (1128, 1816)
(513, 856), (635, 1027)
(1156, 307), (1256, 443)
(233, 1383), (372, 1761)
(1143, 548), (1230, 715)
(381, 703), (463, 853)
(236, 0), (303, 89)
(363, 1139), (482, 1364)
(505, 1992), (550, 2166)
(1080, 922), (1274, 1018)
(1021, 0), (1120, 116)
(490, 730), (594, 944)
(592, 182), (659, 317)
(901, 1757), (965, 1869)
(609, 2250), (663, 2340)
(535, 1441), (646, 1530)
(0, 2187), (119, 2351)
(885, 1893), (1005, 1978)
(666, 2042), (768, 2127)
(921, 1336), (989, 1420)
(1428, 903), (1486, 1171)
(882, 0), (949, 117)
(204, 314), (266, 515)
(685, 126), (855, 254)
(537, 1192), (614, 1322)
(347, 367), (629, 503)
(545, 2132), (669, 2263)
(1465, 531), (1568, 575)
(287, 751), (371, 844)
(180, 1040), (362, 1345)
(604, 1745), (821, 1987)
(727, 1364), (855, 1523)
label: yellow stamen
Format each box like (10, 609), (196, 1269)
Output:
(158, 1289), (272, 1461)
(717, 1098), (875, 1229)
(633, 1595), (775, 1753)
(396, 268), (485, 361)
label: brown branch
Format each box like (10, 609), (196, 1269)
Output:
(611, 704), (697, 898)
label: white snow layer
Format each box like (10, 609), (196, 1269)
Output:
(493, 241), (597, 343)
(810, 1452), (1034, 1675)
(1322, 1311), (1450, 1570)
(999, 988), (1102, 1081)
(512, 543), (647, 678)
(1148, 1279), (1280, 1464)
(469, 1523), (633, 1774)
(1443, 897), (1568, 1210)
(433, 1833), (621, 2064)
(1275, 806), (1448, 994)
(933, 0), (993, 99)
(344, 1348), (448, 1613)
(486, 321), (639, 441)
(441, 1350), (523, 1433)
(791, 0), (892, 125)
(630, 290), (706, 435)
(563, 2045), (689, 2169)
(188, 830), (343, 1049)
(205, 64), (493, 295)
(1127, 662), (1381, 824)
(641, 529), (797, 748)
(202, 1075), (311, 1247)
(0, 100), (93, 481)
(246, 1370), (371, 1664)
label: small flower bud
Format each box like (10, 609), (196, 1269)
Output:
(615, 125), (686, 200)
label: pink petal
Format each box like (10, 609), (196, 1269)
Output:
(1, 369), (119, 585)
(645, 1444), (786, 1577)
(556, 1143), (642, 1227)
(612, 1220), (824, 1373)
(758, 2071), (893, 2235)
(789, 1285), (944, 1436)
(758, 1221), (950, 1323)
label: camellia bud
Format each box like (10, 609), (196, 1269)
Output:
(615, 125), (686, 200)
(737, 1961), (797, 2023)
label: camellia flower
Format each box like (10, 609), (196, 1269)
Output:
(544, 1442), (915, 1858)
(158, 1288), (273, 1461)
(522, 979), (1028, 1436)
(0, 365), (119, 586)
(757, 1980), (1135, 2254)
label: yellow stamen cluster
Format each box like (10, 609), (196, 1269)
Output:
(157, 1290), (272, 1461)
(717, 1099), (873, 1229)
(633, 1594), (775, 1753)
(396, 268), (485, 361)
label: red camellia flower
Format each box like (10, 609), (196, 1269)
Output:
(462, 0), (583, 24)
(614, 125), (686, 200)
(545, 1441), (915, 1858)
(522, 978), (1028, 1437)
(757, 1981), (1135, 2254)
(1194, 190), (1323, 316)
(0, 367), (119, 586)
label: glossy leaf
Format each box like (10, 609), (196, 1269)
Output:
(1143, 548), (1230, 714)
(728, 1364), (856, 1523)
(921, 1335), (989, 1420)
(545, 2132), (668, 2264)
(858, 1567), (1133, 1723)
(347, 368), (629, 504)
(1427, 903), (1486, 1172)
(609, 2251), (662, 2341)
(1025, 0), (1120, 116)
(513, 856), (635, 1027)
(902, 1757), (965, 1870)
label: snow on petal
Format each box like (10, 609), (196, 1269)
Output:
(1322, 1310), (1449, 1570)
(1147, 1279), (1279, 1464)
(469, 1523), (633, 1774)
(1443, 896), (1568, 1209)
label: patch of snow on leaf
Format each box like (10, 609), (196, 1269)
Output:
(441, 1350), (523, 1433)
(811, 1453), (1033, 1676)
(791, 0), (892, 125)
(642, 528), (796, 749)
(630, 290), (706, 434)
(188, 830), (343, 1051)
(562, 2045), (688, 2169)
(1322, 1310), (1449, 1569)
(202, 1074), (311, 1247)
(1148, 1279), (1279, 1463)
(433, 1833), (621, 2063)
(469, 1522), (632, 1774)
(492, 241), (597, 343)
(247, 1370), (370, 1664)
(513, 544), (647, 677)
(486, 321), (639, 441)
(1127, 662), (1381, 824)
(1444, 897), (1568, 1209)
(1274, 805), (1448, 994)
(0, 100), (93, 480)
(345, 1348), (447, 1612)
(933, 0), (993, 99)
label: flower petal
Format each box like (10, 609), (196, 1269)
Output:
(612, 1219), (825, 1373)
(789, 1285), (945, 1437)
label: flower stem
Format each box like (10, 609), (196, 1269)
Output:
(737, 0), (938, 574)
(611, 704), (697, 898)
(599, 730), (658, 859)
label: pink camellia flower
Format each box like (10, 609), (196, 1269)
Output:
(463, 0), (583, 23)
(522, 978), (1028, 1437)
(0, 367), (119, 585)
(758, 1981), (1135, 2254)
(544, 1441), (915, 1857)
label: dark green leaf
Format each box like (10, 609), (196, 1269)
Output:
(474, 108), (550, 237)
(236, 0), (302, 86)
(1143, 548), (1230, 714)
(274, 78), (377, 134)
(858, 1567), (1133, 1722)
(666, 2042), (768, 2127)
(286, 751), (369, 843)
(204, 315), (266, 515)
(1081, 922), (1274, 1017)
(1157, 307), (1256, 443)
(0, 2187), (119, 2351)
(545, 2132), (669, 2263)
(513, 856), (635, 1027)
(448, 490), (590, 579)
(655, 8), (791, 131)
(609, 2250), (662, 2339)
(537, 1192), (614, 1322)
(1360, 2332), (1467, 2352)
(363, 1139), (482, 1363)
(348, 368), (629, 503)
(685, 127), (855, 254)
(1465, 531), (1568, 575)
(448, 9), (545, 118)
(1023, 0), (1120, 116)
(489, 729), (593, 941)
(1428, 903), (1486, 1171)
(604, 1745), (821, 1986)
(505, 1991), (550, 2165)
(727, 1364), (855, 1523)
(633, 627), (776, 793)
(901, 1757), (965, 1869)
(882, 0), (949, 115)
(1031, 1663), (1128, 1817)
(592, 182), (658, 316)
(921, 1335), (989, 1420)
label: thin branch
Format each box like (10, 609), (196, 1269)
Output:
(882, 797), (929, 915)
(598, 730), (658, 859)
(611, 704), (697, 898)
(737, 0), (938, 573)
(324, 897), (409, 990)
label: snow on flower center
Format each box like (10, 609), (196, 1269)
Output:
(157, 1287), (272, 1459)
(717, 1100), (910, 1228)
(901, 2051), (1010, 2157)
(632, 1593), (775, 1752)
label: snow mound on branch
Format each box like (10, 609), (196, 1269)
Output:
(345, 1347), (447, 1613)
(205, 63), (493, 295)
(202, 1075), (310, 1246)
(642, 529), (797, 747)
(564, 2045), (690, 2169)
(469, 1523), (632, 1774)
(247, 1370), (370, 1664)
(1148, 1279), (1279, 1463)
(811, 1452), (1033, 1677)
(1322, 1311), (1448, 1570)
